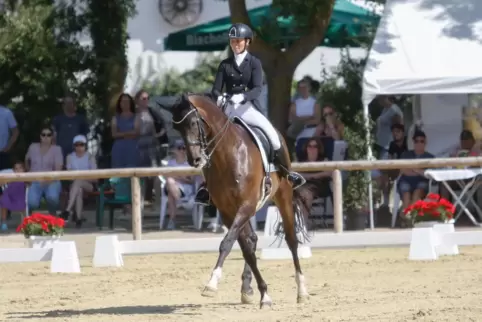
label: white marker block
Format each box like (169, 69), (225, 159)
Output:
(50, 241), (81, 273)
(433, 222), (459, 256)
(93, 235), (124, 267)
(409, 227), (438, 261)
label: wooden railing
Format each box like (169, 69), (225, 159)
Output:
(2, 156), (482, 239)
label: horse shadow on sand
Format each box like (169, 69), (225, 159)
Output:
(6, 304), (202, 319)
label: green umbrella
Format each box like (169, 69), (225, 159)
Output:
(164, 0), (379, 52)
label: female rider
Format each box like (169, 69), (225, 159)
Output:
(195, 23), (305, 205)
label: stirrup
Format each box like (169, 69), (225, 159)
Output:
(288, 171), (306, 190)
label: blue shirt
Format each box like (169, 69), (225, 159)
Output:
(52, 113), (89, 157)
(0, 106), (17, 150)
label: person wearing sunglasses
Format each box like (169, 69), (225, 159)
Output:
(397, 130), (434, 224)
(25, 126), (63, 216)
(62, 135), (97, 227)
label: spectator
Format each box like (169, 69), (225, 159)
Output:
(440, 130), (479, 201)
(0, 161), (26, 231)
(0, 105), (19, 170)
(375, 95), (403, 159)
(298, 138), (332, 225)
(52, 94), (89, 159)
(377, 123), (408, 206)
(111, 93), (140, 168)
(288, 80), (321, 158)
(61, 135), (97, 228)
(398, 131), (434, 222)
(164, 139), (195, 230)
(25, 126), (63, 216)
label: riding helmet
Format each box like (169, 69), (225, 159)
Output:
(228, 23), (253, 40)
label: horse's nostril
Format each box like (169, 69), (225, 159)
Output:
(194, 157), (201, 165)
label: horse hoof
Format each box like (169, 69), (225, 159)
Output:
(297, 294), (309, 304)
(259, 294), (273, 309)
(240, 292), (254, 304)
(201, 286), (217, 297)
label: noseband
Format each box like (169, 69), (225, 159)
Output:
(172, 104), (230, 167)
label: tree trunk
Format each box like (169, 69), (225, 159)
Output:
(266, 70), (293, 134)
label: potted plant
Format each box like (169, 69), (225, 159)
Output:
(16, 213), (65, 248)
(403, 193), (455, 227)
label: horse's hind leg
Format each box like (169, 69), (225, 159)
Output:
(273, 180), (309, 303)
(238, 222), (271, 308)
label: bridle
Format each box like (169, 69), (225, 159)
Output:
(172, 101), (231, 168)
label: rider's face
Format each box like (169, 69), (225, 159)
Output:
(230, 38), (247, 54)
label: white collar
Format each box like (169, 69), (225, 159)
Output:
(234, 51), (248, 66)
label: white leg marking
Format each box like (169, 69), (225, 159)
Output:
(296, 272), (309, 297)
(206, 267), (222, 290)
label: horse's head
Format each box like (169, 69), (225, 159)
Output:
(171, 93), (225, 168)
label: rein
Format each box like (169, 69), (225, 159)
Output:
(172, 103), (231, 167)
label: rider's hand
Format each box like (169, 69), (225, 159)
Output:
(216, 96), (224, 106)
(230, 94), (245, 104)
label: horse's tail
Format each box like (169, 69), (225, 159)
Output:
(273, 188), (313, 246)
(292, 188), (313, 244)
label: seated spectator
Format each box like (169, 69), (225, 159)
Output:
(398, 131), (434, 220)
(111, 93), (140, 168)
(25, 126), (63, 216)
(378, 123), (408, 206)
(287, 80), (321, 157)
(0, 161), (26, 231)
(440, 130), (480, 201)
(314, 103), (344, 140)
(164, 140), (195, 230)
(298, 138), (332, 224)
(61, 135), (97, 228)
(375, 95), (403, 159)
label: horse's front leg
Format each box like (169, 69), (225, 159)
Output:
(201, 206), (253, 297)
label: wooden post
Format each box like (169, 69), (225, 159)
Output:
(131, 177), (142, 240)
(333, 169), (343, 233)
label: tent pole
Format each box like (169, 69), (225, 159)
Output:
(363, 103), (375, 230)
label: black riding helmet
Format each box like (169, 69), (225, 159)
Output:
(228, 23), (253, 41)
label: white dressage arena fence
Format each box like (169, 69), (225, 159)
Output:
(409, 221), (482, 260)
(0, 240), (81, 273)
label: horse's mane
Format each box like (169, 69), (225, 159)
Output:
(186, 93), (227, 121)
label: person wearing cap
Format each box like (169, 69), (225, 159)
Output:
(62, 135), (97, 227)
(164, 139), (195, 230)
(398, 130), (434, 224)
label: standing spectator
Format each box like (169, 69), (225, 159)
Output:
(111, 93), (140, 168)
(288, 80), (321, 158)
(52, 94), (89, 159)
(164, 139), (195, 230)
(398, 131), (434, 222)
(62, 135), (97, 228)
(375, 95), (403, 159)
(25, 126), (63, 216)
(0, 105), (19, 170)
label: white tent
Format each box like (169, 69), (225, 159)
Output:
(363, 0), (482, 104)
(362, 0), (482, 228)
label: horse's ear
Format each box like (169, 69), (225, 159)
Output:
(181, 93), (190, 103)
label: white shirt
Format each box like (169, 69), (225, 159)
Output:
(294, 96), (317, 140)
(234, 51), (248, 66)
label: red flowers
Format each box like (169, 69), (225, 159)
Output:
(403, 193), (455, 224)
(16, 213), (65, 238)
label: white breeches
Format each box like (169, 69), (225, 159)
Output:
(224, 102), (281, 150)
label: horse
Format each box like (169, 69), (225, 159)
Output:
(168, 93), (310, 308)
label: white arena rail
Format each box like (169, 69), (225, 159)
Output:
(0, 241), (81, 273)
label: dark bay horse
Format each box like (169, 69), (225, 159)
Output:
(170, 93), (310, 308)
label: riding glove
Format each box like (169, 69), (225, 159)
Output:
(216, 95), (224, 106)
(230, 94), (245, 105)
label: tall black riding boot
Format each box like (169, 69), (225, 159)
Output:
(194, 182), (211, 206)
(273, 149), (306, 189)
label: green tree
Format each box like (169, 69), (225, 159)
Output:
(227, 0), (336, 133)
(0, 0), (94, 156)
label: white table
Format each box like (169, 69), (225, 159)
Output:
(424, 168), (482, 226)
